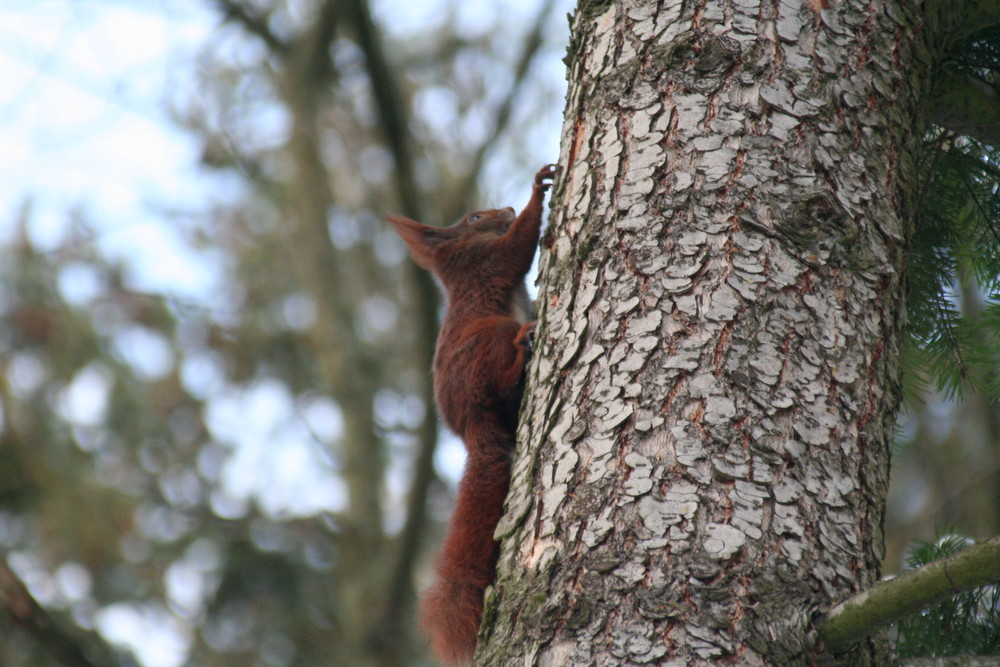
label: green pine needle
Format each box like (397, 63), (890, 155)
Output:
(905, 128), (1000, 403)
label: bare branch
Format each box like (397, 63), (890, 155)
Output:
(0, 556), (128, 667)
(212, 0), (289, 55)
(819, 537), (1000, 652)
(291, 0), (340, 86)
(341, 0), (421, 215)
(930, 69), (1000, 149)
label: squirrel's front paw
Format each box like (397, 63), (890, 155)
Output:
(535, 164), (557, 191)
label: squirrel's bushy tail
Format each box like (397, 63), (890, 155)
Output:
(421, 440), (512, 665)
(420, 576), (487, 665)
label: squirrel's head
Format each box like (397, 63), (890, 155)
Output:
(387, 207), (516, 273)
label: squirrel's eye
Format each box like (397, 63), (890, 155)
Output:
(469, 214), (481, 222)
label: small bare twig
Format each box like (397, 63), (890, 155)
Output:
(212, 0), (289, 55)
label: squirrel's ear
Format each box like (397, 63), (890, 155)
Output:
(386, 215), (447, 270)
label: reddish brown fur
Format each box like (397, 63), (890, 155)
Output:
(388, 165), (555, 665)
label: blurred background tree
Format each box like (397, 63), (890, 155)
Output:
(0, 2), (996, 666)
(0, 1), (567, 665)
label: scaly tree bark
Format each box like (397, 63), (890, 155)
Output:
(476, 0), (988, 665)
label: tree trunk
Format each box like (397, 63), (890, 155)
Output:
(479, 0), (937, 664)
(276, 5), (390, 665)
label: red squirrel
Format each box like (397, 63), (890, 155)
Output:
(388, 164), (556, 665)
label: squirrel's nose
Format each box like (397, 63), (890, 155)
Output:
(506, 206), (515, 214)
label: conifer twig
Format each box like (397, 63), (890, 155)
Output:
(819, 537), (1000, 652)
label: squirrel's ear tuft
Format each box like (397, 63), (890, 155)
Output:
(386, 215), (447, 270)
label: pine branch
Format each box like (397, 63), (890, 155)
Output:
(819, 537), (1000, 652)
(929, 0), (1000, 47)
(930, 70), (1000, 150)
